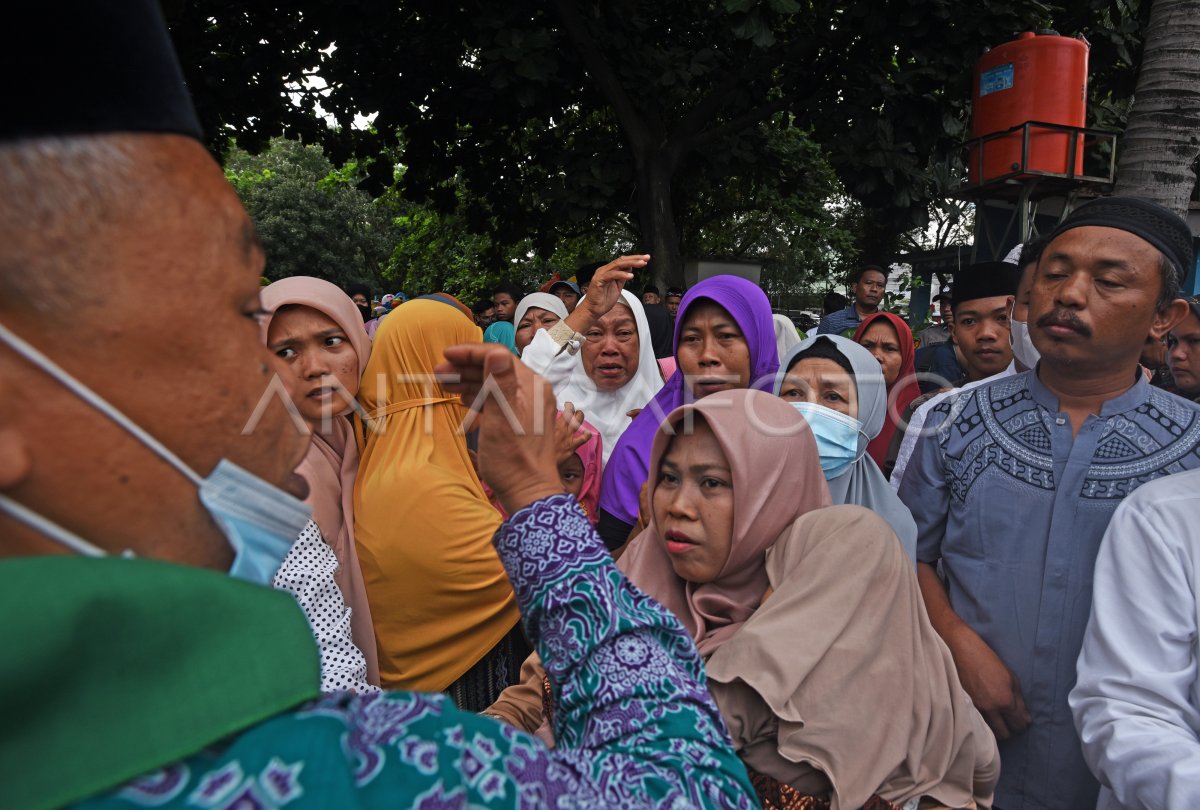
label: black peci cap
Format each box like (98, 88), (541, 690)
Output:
(2, 0), (202, 144)
(951, 262), (1020, 311)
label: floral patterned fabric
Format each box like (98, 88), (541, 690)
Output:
(78, 494), (756, 809)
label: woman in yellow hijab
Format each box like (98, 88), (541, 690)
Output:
(354, 299), (522, 708)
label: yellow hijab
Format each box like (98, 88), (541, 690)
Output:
(353, 299), (518, 692)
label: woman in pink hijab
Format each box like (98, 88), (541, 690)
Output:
(261, 276), (379, 687)
(618, 388), (831, 655)
(492, 388), (998, 808)
(486, 417), (604, 527)
(625, 389), (997, 809)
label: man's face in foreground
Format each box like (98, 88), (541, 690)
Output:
(0, 134), (311, 567)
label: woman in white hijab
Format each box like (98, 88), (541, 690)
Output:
(520, 255), (663, 463)
(513, 292), (569, 355)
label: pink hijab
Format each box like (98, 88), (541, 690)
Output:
(487, 418), (603, 526)
(574, 423), (603, 526)
(261, 276), (379, 686)
(618, 388), (832, 656)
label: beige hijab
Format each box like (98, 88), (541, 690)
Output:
(705, 505), (999, 809)
(261, 276), (379, 685)
(618, 388), (832, 657)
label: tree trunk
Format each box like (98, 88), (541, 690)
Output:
(635, 148), (685, 290)
(1114, 0), (1200, 217)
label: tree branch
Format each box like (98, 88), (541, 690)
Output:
(682, 88), (812, 154)
(669, 72), (742, 144)
(673, 23), (835, 160)
(553, 0), (652, 153)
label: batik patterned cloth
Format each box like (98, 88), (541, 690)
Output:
(78, 494), (756, 810)
(899, 370), (1200, 810)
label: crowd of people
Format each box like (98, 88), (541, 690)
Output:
(7, 3), (1200, 810)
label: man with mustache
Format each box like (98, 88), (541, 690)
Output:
(898, 197), (1200, 810)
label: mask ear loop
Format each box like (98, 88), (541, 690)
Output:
(852, 427), (872, 465)
(0, 492), (134, 558)
(0, 321), (203, 487)
(846, 368), (872, 465)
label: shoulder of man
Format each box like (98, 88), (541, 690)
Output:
(1143, 386), (1200, 455)
(927, 370), (1029, 424)
(1145, 383), (1200, 415)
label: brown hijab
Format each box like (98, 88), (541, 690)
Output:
(618, 388), (832, 657)
(705, 505), (999, 809)
(261, 276), (379, 686)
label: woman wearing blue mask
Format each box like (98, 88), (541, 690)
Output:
(774, 335), (918, 559)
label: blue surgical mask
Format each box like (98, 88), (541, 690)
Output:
(1009, 303), (1040, 371)
(790, 402), (864, 480)
(0, 321), (309, 586)
(198, 460), (310, 585)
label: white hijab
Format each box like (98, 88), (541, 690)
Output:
(773, 313), (802, 361)
(514, 292), (569, 331)
(556, 290), (663, 463)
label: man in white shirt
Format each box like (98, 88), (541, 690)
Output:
(1071, 468), (1200, 808)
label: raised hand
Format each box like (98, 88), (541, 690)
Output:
(555, 402), (589, 464)
(565, 254), (651, 334)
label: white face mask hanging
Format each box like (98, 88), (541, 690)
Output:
(1008, 301), (1041, 371)
(0, 320), (309, 585)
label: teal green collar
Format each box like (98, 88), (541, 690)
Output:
(0, 556), (320, 810)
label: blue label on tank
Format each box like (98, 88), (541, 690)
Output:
(980, 63), (1014, 96)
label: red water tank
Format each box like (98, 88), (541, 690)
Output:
(968, 31), (1088, 185)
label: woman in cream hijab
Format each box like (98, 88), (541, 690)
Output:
(261, 276), (379, 690)
(500, 388), (999, 807)
(627, 389), (998, 809)
(353, 298), (521, 709)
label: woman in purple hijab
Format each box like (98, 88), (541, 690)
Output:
(597, 275), (779, 549)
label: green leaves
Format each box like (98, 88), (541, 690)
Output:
(225, 137), (398, 288)
(185, 0), (1146, 289)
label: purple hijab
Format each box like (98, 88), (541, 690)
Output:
(599, 275), (779, 526)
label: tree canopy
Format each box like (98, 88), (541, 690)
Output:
(224, 137), (397, 287)
(175, 0), (1150, 289)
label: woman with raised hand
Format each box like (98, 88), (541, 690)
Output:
(774, 334), (917, 559)
(491, 389), (996, 809)
(519, 255), (663, 464)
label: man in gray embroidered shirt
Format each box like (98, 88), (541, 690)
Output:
(899, 196), (1200, 810)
